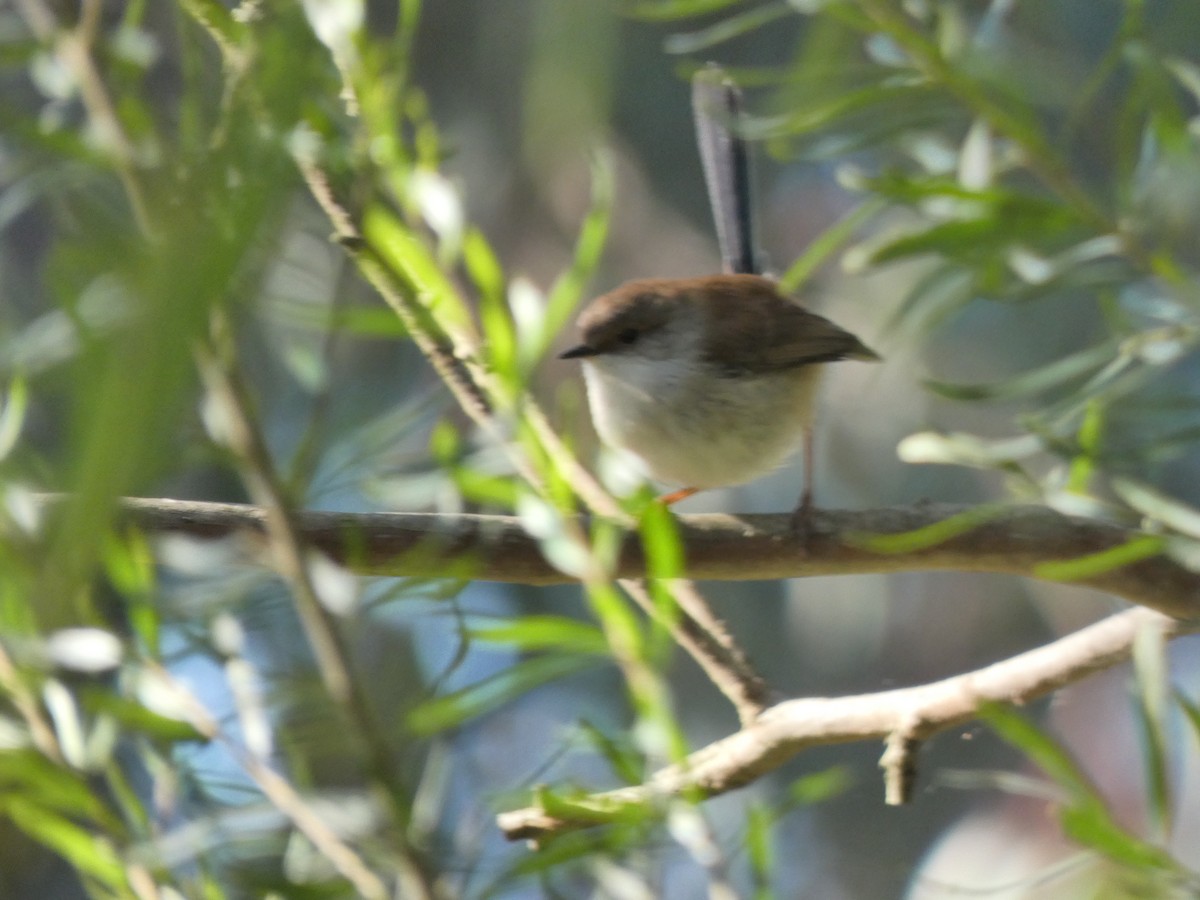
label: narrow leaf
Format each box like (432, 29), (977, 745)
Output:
(925, 340), (1119, 402)
(362, 204), (476, 343)
(623, 0), (746, 21)
(1033, 535), (1166, 581)
(849, 503), (1008, 554)
(779, 197), (886, 293)
(1113, 477), (1200, 539)
(2, 798), (127, 886)
(407, 653), (598, 735)
(1131, 622), (1172, 841)
(469, 615), (608, 655)
(664, 3), (792, 54)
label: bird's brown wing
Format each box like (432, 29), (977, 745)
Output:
(701, 280), (879, 376)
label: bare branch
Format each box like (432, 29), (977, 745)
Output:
(103, 497), (1200, 620)
(497, 607), (1197, 841)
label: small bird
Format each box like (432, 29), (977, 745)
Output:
(559, 274), (879, 516)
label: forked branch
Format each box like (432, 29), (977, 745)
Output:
(497, 606), (1194, 841)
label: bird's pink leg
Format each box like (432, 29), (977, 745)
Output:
(660, 486), (700, 505)
(789, 428), (815, 539)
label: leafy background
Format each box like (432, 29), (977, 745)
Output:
(2, 0), (1200, 897)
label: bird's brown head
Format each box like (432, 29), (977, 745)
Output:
(558, 279), (702, 362)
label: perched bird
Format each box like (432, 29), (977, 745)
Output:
(560, 274), (879, 514)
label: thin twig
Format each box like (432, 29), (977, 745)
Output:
(621, 579), (770, 724)
(145, 662), (390, 900)
(0, 641), (63, 764)
(16, 0), (156, 237)
(194, 334), (441, 900)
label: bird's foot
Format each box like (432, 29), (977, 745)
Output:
(789, 490), (814, 552)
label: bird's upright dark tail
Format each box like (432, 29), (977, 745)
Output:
(692, 64), (761, 277)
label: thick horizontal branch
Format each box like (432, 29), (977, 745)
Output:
(497, 606), (1196, 841)
(105, 497), (1200, 620)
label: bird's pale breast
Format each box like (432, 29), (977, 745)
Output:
(582, 355), (821, 489)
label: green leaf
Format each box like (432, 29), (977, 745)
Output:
(787, 765), (853, 805)
(496, 823), (644, 886)
(848, 503), (1009, 554)
(867, 218), (1006, 266)
(924, 339), (1120, 402)
(861, 171), (986, 205)
(0, 750), (119, 830)
(1131, 622), (1171, 840)
(980, 702), (1099, 801)
(865, 190), (1081, 269)
(981, 703), (1177, 872)
(881, 264), (976, 344)
(577, 719), (644, 785)
(1176, 690), (1200, 749)
(1058, 805), (1178, 872)
(1033, 535), (1165, 582)
(746, 79), (940, 141)
(1, 797), (127, 887)
(450, 467), (521, 508)
(638, 501), (684, 581)
(537, 784), (647, 824)
(664, 3), (792, 54)
(622, 0), (747, 21)
(464, 228), (517, 386)
(0, 376), (27, 462)
(462, 227), (506, 304)
(896, 429), (1045, 472)
(779, 197), (887, 293)
(428, 421), (460, 467)
(745, 804), (773, 895)
(584, 580), (647, 665)
(407, 653), (599, 735)
(362, 203), (476, 343)
(1113, 478), (1200, 540)
(330, 304), (412, 338)
(103, 529), (156, 598)
(80, 688), (205, 743)
(469, 615), (608, 655)
(1067, 401), (1104, 493)
(267, 298), (409, 338)
(178, 0), (245, 50)
(637, 503), (686, 662)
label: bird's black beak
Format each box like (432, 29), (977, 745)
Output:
(558, 344), (598, 360)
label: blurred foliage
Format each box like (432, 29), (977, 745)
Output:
(0, 0), (1199, 897)
(972, 625), (1200, 896)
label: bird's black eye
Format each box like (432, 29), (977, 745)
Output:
(617, 328), (639, 345)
